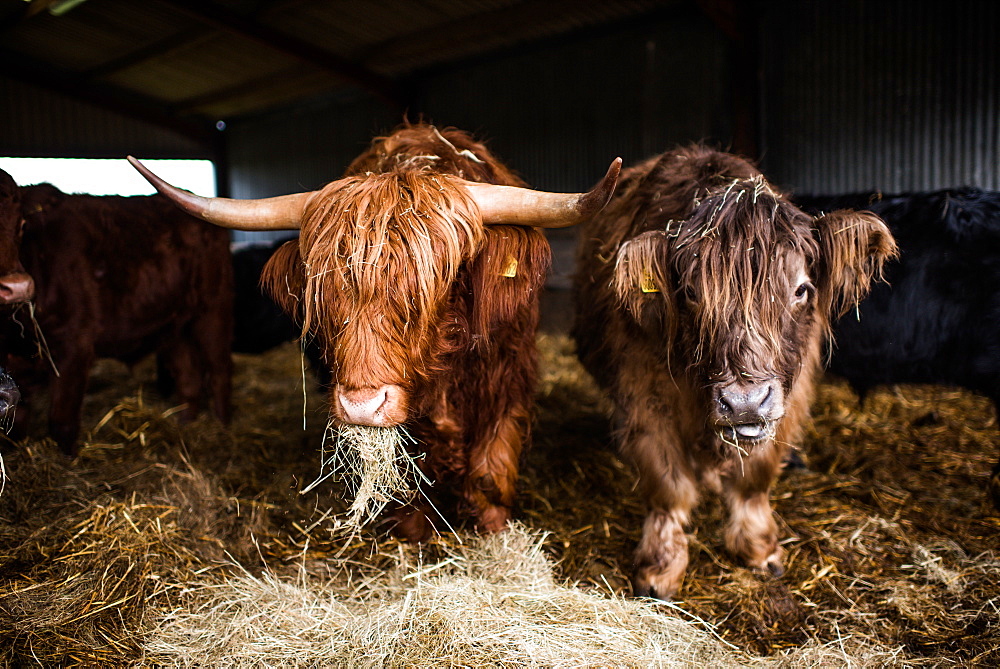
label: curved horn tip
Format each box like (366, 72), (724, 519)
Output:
(579, 156), (623, 214)
(126, 155), (164, 191)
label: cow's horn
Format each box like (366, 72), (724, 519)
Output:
(127, 156), (312, 230)
(462, 157), (622, 229)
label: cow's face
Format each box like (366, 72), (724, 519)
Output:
(616, 177), (895, 446)
(265, 171), (485, 427)
(0, 171), (33, 305)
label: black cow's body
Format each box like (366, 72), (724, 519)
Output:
(231, 240), (301, 354)
(228, 239), (328, 386)
(796, 187), (1000, 507)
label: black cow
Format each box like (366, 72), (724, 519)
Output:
(796, 187), (1000, 508)
(230, 240), (301, 354)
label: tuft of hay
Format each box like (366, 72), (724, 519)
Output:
(144, 524), (745, 667)
(302, 423), (426, 528)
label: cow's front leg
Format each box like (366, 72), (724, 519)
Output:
(47, 349), (94, 456)
(722, 442), (784, 576)
(464, 406), (529, 534)
(626, 429), (699, 600)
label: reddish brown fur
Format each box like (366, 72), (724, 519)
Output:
(573, 146), (896, 598)
(0, 183), (233, 455)
(262, 123), (550, 535)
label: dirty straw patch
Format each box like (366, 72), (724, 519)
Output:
(0, 340), (998, 664)
(145, 524), (743, 667)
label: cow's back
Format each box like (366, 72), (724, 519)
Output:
(799, 188), (1000, 402)
(17, 189), (232, 362)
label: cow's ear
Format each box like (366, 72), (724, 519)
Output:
(19, 184), (63, 223)
(613, 229), (674, 325)
(467, 225), (550, 338)
(261, 240), (307, 324)
(813, 210), (897, 318)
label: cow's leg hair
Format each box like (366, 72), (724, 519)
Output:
(191, 303), (233, 425)
(464, 406), (529, 534)
(627, 430), (699, 600)
(722, 443), (784, 576)
(159, 340), (203, 422)
(47, 349), (94, 457)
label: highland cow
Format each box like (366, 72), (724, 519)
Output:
(0, 177), (233, 455)
(573, 146), (896, 599)
(131, 124), (620, 537)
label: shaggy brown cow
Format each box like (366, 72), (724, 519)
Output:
(0, 181), (233, 455)
(573, 146), (896, 599)
(131, 124), (620, 537)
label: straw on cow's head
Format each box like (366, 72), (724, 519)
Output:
(615, 172), (896, 446)
(129, 127), (620, 428)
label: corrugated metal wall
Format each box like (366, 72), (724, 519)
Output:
(224, 91), (399, 244)
(0, 77), (210, 160)
(225, 10), (730, 267)
(760, 0), (1000, 195)
(414, 12), (727, 194)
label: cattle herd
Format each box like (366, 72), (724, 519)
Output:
(0, 122), (996, 600)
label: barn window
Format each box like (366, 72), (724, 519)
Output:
(0, 157), (215, 197)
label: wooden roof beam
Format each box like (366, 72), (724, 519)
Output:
(154, 0), (401, 109)
(0, 47), (217, 145)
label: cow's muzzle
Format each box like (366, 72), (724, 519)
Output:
(712, 379), (784, 444)
(334, 384), (407, 427)
(0, 272), (34, 304)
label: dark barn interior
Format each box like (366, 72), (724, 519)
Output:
(0, 0), (999, 664)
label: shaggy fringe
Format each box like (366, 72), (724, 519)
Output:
(296, 170), (483, 387)
(615, 176), (822, 381)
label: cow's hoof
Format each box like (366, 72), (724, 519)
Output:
(476, 509), (509, 534)
(632, 565), (683, 601)
(390, 504), (433, 543)
(747, 547), (785, 578)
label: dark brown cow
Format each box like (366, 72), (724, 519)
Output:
(131, 123), (620, 537)
(0, 179), (233, 455)
(573, 146), (896, 599)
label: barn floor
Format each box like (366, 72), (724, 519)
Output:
(0, 333), (998, 665)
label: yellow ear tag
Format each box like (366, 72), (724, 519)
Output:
(640, 268), (659, 293)
(501, 255), (518, 278)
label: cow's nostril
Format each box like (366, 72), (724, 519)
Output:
(757, 386), (774, 413)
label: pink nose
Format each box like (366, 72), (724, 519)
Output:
(0, 273), (34, 304)
(337, 385), (401, 426)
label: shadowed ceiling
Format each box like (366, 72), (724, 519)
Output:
(0, 0), (685, 143)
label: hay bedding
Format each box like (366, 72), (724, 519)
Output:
(0, 336), (995, 665)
